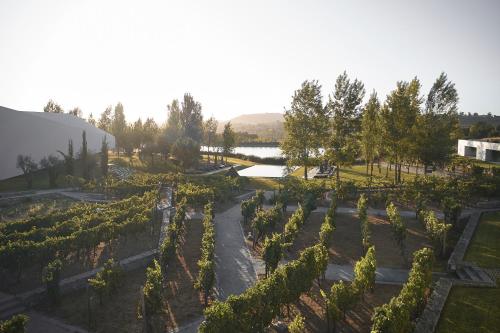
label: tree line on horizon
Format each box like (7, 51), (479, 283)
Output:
(281, 71), (461, 182)
(43, 94), (237, 170)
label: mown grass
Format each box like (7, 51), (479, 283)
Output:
(436, 280), (500, 333)
(464, 212), (500, 268)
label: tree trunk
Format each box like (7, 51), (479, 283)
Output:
(370, 162), (374, 177)
(304, 164), (308, 180)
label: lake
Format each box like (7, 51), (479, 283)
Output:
(202, 146), (283, 159)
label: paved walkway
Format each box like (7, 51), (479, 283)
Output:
(264, 204), (445, 219)
(25, 310), (89, 333)
(0, 187), (79, 200)
(213, 203), (257, 300)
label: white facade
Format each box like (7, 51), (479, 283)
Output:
(0, 106), (115, 180)
(457, 139), (500, 162)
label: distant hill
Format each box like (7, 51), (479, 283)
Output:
(217, 112), (500, 142)
(228, 113), (284, 125)
(458, 114), (500, 128)
(218, 113), (284, 142)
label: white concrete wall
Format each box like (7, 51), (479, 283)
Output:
(0, 106), (115, 180)
(457, 139), (500, 161)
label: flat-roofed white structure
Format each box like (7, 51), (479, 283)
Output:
(0, 106), (115, 180)
(458, 139), (500, 163)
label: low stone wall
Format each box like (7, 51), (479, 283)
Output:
(414, 278), (452, 333)
(447, 211), (480, 271)
(19, 249), (158, 306)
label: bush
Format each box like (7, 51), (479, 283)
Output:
(42, 259), (62, 306)
(0, 314), (29, 333)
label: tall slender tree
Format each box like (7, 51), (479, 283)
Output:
(81, 130), (89, 180)
(360, 91), (381, 176)
(101, 136), (109, 177)
(415, 72), (459, 170)
(222, 122), (236, 163)
(326, 71), (365, 181)
(380, 78), (422, 183)
(88, 113), (96, 126)
(281, 80), (329, 180)
(204, 117), (218, 163)
(111, 103), (127, 156)
(98, 106), (113, 132)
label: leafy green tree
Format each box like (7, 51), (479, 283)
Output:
(40, 155), (62, 187)
(0, 314), (29, 333)
(222, 122), (236, 163)
(132, 118), (144, 151)
(361, 91), (381, 176)
(111, 102), (127, 156)
(166, 94), (204, 167)
(98, 106), (113, 132)
(80, 130), (90, 180)
(62, 139), (74, 176)
(43, 99), (63, 113)
(180, 93), (204, 144)
(101, 136), (109, 176)
(172, 136), (200, 168)
(281, 80), (329, 180)
(415, 72), (459, 170)
(203, 117), (218, 164)
(326, 71), (365, 181)
(42, 259), (62, 305)
(16, 155), (38, 189)
(380, 78), (422, 183)
(142, 117), (160, 165)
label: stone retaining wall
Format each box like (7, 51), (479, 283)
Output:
(19, 249), (158, 306)
(414, 278), (452, 333)
(447, 211), (480, 271)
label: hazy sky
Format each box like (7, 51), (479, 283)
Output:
(1, 0), (499, 123)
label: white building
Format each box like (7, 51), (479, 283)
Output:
(0, 106), (115, 180)
(457, 139), (500, 163)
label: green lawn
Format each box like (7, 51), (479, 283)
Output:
(436, 281), (500, 333)
(464, 212), (500, 268)
(291, 164), (416, 186)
